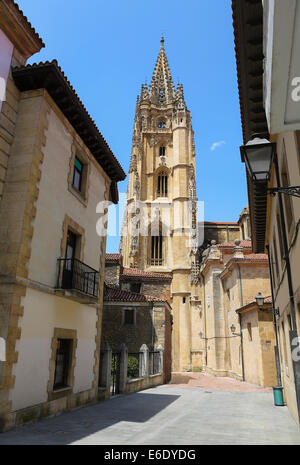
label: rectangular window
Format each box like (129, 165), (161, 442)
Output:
(159, 146), (166, 157)
(72, 157), (83, 192)
(130, 282), (141, 293)
(124, 309), (135, 326)
(247, 323), (252, 341)
(54, 339), (72, 390)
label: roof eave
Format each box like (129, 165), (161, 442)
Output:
(0, 0), (45, 59)
(232, 0), (269, 253)
(12, 62), (126, 190)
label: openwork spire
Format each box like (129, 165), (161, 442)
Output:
(149, 36), (175, 106)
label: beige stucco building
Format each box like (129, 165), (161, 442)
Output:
(198, 210), (275, 386)
(233, 0), (300, 422)
(0, 1), (125, 431)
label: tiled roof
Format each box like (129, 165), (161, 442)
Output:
(12, 61), (126, 189)
(236, 296), (272, 313)
(239, 254), (268, 261)
(219, 240), (252, 248)
(105, 253), (121, 263)
(3, 0), (45, 48)
(104, 286), (165, 303)
(203, 221), (238, 226)
(121, 267), (172, 281)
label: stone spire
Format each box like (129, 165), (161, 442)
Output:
(149, 36), (175, 106)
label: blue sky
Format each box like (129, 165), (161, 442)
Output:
(18, 0), (247, 252)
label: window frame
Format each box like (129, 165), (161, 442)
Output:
(53, 338), (73, 390)
(123, 308), (136, 327)
(72, 156), (84, 192)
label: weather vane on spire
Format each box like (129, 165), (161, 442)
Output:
(160, 34), (165, 47)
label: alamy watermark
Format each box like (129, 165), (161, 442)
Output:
(96, 193), (205, 250)
(291, 77), (300, 102)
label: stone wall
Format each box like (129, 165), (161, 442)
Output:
(104, 262), (121, 287)
(102, 303), (154, 352)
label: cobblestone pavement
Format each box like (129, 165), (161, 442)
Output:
(0, 375), (299, 445)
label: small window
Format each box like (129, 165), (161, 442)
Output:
(130, 282), (141, 293)
(158, 121), (166, 128)
(124, 309), (135, 326)
(72, 157), (83, 191)
(247, 323), (252, 341)
(183, 297), (186, 304)
(54, 339), (72, 390)
(157, 171), (168, 197)
(159, 146), (166, 157)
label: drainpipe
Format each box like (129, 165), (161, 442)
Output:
(237, 263), (245, 382)
(266, 244), (282, 388)
(200, 271), (208, 367)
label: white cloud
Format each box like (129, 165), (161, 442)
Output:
(210, 140), (226, 151)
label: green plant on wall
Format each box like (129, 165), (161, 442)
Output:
(127, 355), (139, 379)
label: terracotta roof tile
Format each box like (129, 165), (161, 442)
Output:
(4, 0), (45, 48)
(240, 254), (268, 261)
(219, 240), (252, 248)
(104, 286), (165, 303)
(105, 253), (121, 263)
(12, 61), (126, 185)
(121, 267), (172, 281)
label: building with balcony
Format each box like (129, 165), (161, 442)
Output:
(0, 1), (125, 431)
(232, 0), (300, 422)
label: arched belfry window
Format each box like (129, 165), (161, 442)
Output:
(157, 170), (168, 197)
(151, 235), (163, 266)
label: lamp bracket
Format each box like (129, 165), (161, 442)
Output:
(268, 186), (300, 198)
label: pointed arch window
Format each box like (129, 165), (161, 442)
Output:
(157, 170), (168, 197)
(151, 235), (163, 266)
(158, 121), (166, 128)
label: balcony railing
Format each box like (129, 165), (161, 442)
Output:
(57, 258), (99, 298)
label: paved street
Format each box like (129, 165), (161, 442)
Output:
(0, 374), (299, 445)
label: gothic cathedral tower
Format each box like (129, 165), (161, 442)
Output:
(120, 38), (200, 371)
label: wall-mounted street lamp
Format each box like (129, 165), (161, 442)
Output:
(230, 324), (240, 336)
(240, 137), (300, 197)
(255, 292), (280, 316)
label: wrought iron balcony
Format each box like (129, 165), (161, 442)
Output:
(57, 258), (99, 298)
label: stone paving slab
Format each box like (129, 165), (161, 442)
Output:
(169, 372), (273, 392)
(0, 382), (299, 445)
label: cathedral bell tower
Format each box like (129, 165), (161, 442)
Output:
(120, 37), (199, 371)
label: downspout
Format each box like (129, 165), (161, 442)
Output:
(237, 263), (245, 382)
(200, 272), (208, 367)
(266, 244), (282, 388)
